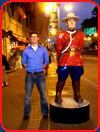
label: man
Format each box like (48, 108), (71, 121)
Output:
(55, 12), (84, 104)
(22, 32), (49, 119)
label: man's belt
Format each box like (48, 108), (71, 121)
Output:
(27, 71), (44, 75)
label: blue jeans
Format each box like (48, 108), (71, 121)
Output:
(24, 72), (48, 116)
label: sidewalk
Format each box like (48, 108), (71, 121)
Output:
(2, 62), (98, 130)
(83, 55), (98, 61)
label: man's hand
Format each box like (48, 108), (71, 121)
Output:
(44, 64), (47, 69)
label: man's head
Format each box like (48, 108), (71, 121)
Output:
(30, 32), (39, 45)
(62, 12), (80, 30)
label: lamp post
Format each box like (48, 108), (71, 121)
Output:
(56, 2), (60, 31)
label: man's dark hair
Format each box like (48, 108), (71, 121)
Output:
(30, 31), (39, 37)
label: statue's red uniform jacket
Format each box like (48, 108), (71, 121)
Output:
(56, 30), (84, 66)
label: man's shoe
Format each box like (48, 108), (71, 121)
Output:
(23, 115), (29, 120)
(43, 115), (48, 119)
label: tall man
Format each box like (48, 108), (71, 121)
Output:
(55, 12), (84, 104)
(22, 32), (49, 119)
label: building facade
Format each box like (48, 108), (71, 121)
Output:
(2, 2), (49, 59)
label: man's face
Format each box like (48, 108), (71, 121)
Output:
(67, 18), (76, 30)
(30, 34), (39, 44)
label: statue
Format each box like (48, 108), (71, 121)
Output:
(55, 12), (84, 104)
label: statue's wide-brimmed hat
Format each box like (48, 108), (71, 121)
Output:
(62, 12), (80, 22)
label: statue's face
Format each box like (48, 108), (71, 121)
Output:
(66, 18), (76, 30)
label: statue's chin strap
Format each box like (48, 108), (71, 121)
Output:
(61, 30), (76, 54)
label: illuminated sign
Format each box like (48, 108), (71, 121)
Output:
(84, 27), (96, 35)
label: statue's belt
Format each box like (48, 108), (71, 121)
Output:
(58, 47), (81, 61)
(62, 47), (81, 52)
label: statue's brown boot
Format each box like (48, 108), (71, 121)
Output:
(72, 80), (83, 103)
(55, 93), (62, 104)
(55, 80), (65, 104)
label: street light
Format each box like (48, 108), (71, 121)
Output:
(64, 3), (73, 12)
(47, 38), (51, 42)
(84, 37), (87, 41)
(87, 36), (91, 41)
(94, 32), (98, 37)
(50, 28), (57, 36)
(44, 2), (56, 16)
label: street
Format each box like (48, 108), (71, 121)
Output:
(2, 55), (98, 130)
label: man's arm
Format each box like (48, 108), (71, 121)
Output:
(43, 48), (49, 67)
(22, 50), (27, 69)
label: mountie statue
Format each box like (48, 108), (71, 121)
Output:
(55, 12), (84, 104)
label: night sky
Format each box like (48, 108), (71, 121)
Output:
(60, 2), (96, 29)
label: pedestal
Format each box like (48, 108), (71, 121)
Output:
(50, 97), (90, 124)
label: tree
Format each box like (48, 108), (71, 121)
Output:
(81, 6), (98, 30)
(92, 6), (98, 18)
(81, 6), (98, 50)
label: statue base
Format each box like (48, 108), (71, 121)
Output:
(50, 97), (90, 124)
